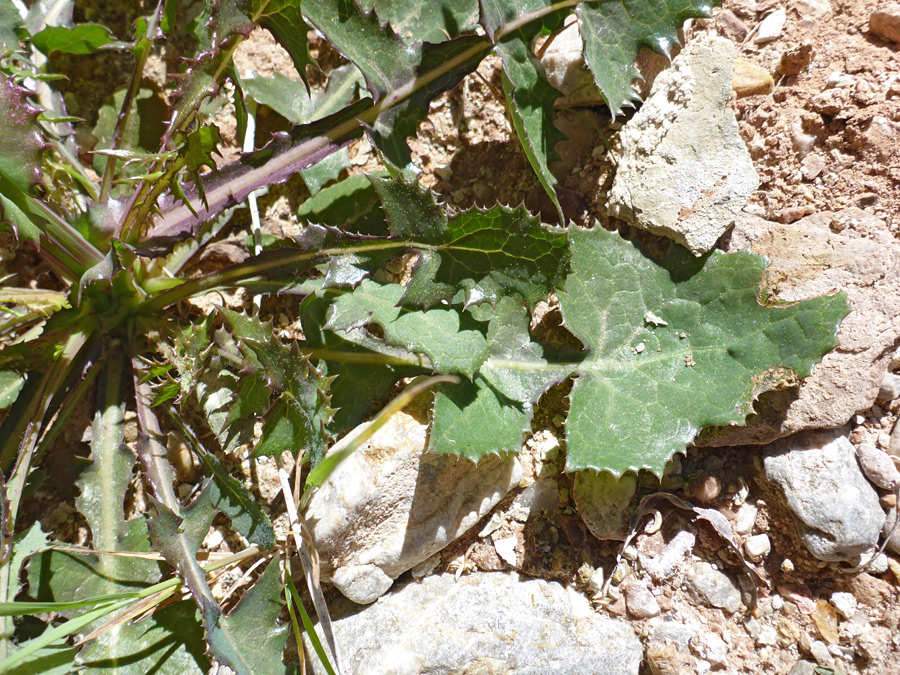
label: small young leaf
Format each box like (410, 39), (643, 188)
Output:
(0, 370), (24, 409)
(31, 23), (117, 54)
(219, 308), (333, 463)
(578, 0), (721, 116)
(326, 279), (490, 378)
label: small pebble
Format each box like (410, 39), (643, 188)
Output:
(809, 639), (831, 666)
(800, 154), (826, 181)
(878, 372), (900, 400)
(732, 59), (775, 97)
(745, 534), (772, 562)
(856, 442), (900, 490)
(755, 8), (787, 43)
(829, 592), (857, 620)
(624, 579), (661, 618)
(692, 475), (721, 503)
(734, 502), (758, 534)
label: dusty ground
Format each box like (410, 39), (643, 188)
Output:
(10, 1), (900, 674)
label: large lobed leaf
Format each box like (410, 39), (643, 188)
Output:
(325, 222), (849, 477)
(578, 0), (722, 116)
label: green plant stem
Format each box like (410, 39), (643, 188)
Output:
(0, 329), (89, 662)
(99, 1), (165, 203)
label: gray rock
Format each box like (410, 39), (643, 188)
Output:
(573, 470), (637, 541)
(789, 659), (819, 675)
(304, 412), (522, 604)
(648, 620), (696, 650)
(623, 578), (661, 618)
(878, 372), (900, 400)
(607, 32), (759, 255)
(882, 506), (900, 555)
(684, 561), (743, 613)
(763, 430), (885, 562)
(856, 442), (900, 490)
(698, 209), (900, 446)
(640, 530), (697, 582)
(304, 572), (643, 675)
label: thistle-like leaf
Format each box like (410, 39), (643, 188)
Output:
(428, 226), (849, 476)
(219, 308), (334, 464)
(369, 175), (569, 309)
(480, 0), (568, 223)
(358, 0), (480, 43)
(303, 0), (487, 170)
(207, 557), (291, 675)
(577, 0), (721, 116)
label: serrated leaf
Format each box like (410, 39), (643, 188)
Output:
(31, 22), (117, 54)
(0, 74), (44, 194)
(219, 308), (332, 463)
(0, 370), (24, 409)
(429, 294), (564, 457)
(301, 294), (424, 433)
(557, 227), (848, 475)
(416, 225), (852, 475)
(254, 0), (315, 87)
(369, 176), (569, 308)
(208, 557), (290, 675)
(480, 0), (567, 223)
(326, 279), (489, 378)
(578, 0), (720, 116)
(199, 451), (275, 549)
(359, 0), (479, 43)
(303, 1), (487, 169)
(0, 0), (21, 49)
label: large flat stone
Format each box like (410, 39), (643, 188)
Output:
(697, 208), (900, 445)
(607, 32), (759, 255)
(303, 412), (521, 604)
(304, 572), (643, 675)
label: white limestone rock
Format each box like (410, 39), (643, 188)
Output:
(607, 32), (759, 255)
(763, 430), (885, 562)
(304, 412), (522, 604)
(304, 572), (643, 675)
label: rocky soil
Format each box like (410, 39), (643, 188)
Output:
(14, 1), (900, 674)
